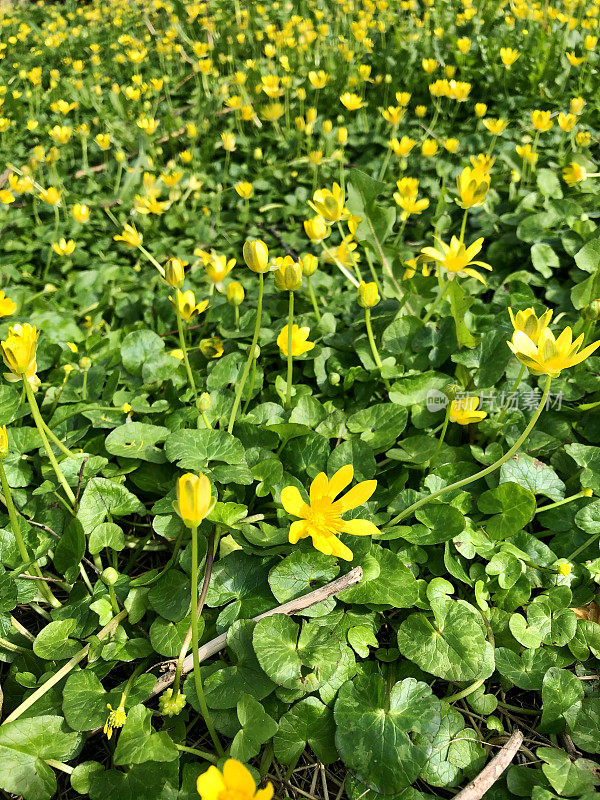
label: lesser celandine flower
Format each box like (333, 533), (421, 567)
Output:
(0, 190), (15, 204)
(449, 397), (487, 425)
(273, 256), (302, 291)
(456, 165), (490, 208)
(571, 97), (585, 114)
(388, 135), (416, 156)
(1, 323), (39, 385)
(0, 291), (17, 318)
(221, 131), (236, 151)
(357, 281), (380, 308)
(508, 307), (552, 344)
(52, 238), (76, 256)
(200, 337), (224, 359)
(381, 106), (404, 125)
(309, 183), (345, 223)
(226, 281), (244, 306)
(277, 324), (315, 356)
(39, 186), (61, 205)
(114, 223), (143, 247)
(169, 290), (209, 323)
(516, 144), (538, 166)
(197, 759), (273, 800)
(558, 112), (577, 131)
(206, 252), (235, 284)
(500, 47), (519, 67)
(234, 181), (253, 199)
(508, 326), (600, 377)
(475, 102), (487, 117)
(165, 257), (185, 288)
(470, 154), (495, 173)
(339, 92), (364, 110)
(242, 239), (269, 273)
(72, 203), (90, 223)
(281, 464), (379, 561)
(304, 215), (329, 242)
(421, 236), (492, 284)
(422, 139), (438, 156)
(394, 193), (429, 219)
(483, 118), (508, 134)
(104, 693), (127, 740)
(174, 472), (213, 528)
(531, 110), (553, 132)
(563, 162), (587, 186)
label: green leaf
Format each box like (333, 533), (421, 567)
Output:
(105, 423), (169, 463)
(33, 619), (81, 660)
(230, 694), (278, 762)
(77, 478), (144, 536)
(0, 385), (20, 426)
(574, 235), (600, 273)
(53, 519), (85, 582)
(0, 571), (18, 612)
(420, 705), (485, 788)
(540, 668), (584, 733)
(346, 404), (408, 450)
(334, 675), (441, 794)
(477, 482), (536, 540)
(252, 614), (345, 694)
(121, 330), (165, 377)
(164, 428), (245, 472)
(575, 499), (600, 533)
(113, 704), (178, 765)
(268, 550), (339, 618)
(565, 443), (600, 494)
(89, 522), (125, 555)
(538, 747), (600, 797)
(0, 716), (81, 800)
(274, 696), (337, 765)
(397, 596), (495, 682)
(500, 454), (565, 503)
(338, 545), (419, 607)
(447, 280), (477, 349)
(147, 569), (191, 622)
(63, 671), (121, 731)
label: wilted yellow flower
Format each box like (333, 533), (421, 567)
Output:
(421, 236), (492, 284)
(1, 323), (39, 384)
(197, 760), (273, 800)
(52, 238), (76, 256)
(281, 464), (379, 561)
(531, 110), (553, 132)
(508, 307), (553, 344)
(200, 337), (224, 359)
(277, 324), (315, 357)
(449, 396), (487, 425)
(273, 256), (302, 291)
(169, 290), (209, 322)
(563, 161), (587, 186)
(114, 223), (142, 247)
(508, 326), (600, 376)
(72, 203), (90, 223)
(104, 693), (127, 740)
(242, 239), (269, 273)
(456, 165), (490, 208)
(340, 92), (364, 110)
(500, 47), (520, 67)
(0, 291), (17, 318)
(174, 472), (213, 528)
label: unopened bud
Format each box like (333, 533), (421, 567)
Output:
(102, 567), (119, 586)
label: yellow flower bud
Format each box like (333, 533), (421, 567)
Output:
(300, 253), (318, 276)
(273, 256), (303, 291)
(0, 425), (8, 460)
(303, 215), (329, 242)
(357, 281), (380, 308)
(165, 257), (185, 288)
(226, 281), (245, 306)
(1, 323), (39, 384)
(174, 472), (213, 528)
(242, 239), (269, 273)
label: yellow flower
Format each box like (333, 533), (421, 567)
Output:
(394, 178), (419, 198)
(104, 693), (127, 740)
(566, 52), (585, 66)
(0, 425), (8, 460)
(474, 102), (487, 117)
(482, 118), (508, 135)
(393, 193), (429, 220)
(444, 138), (459, 153)
(457, 37), (471, 54)
(531, 110), (553, 132)
(422, 58), (437, 73)
(174, 472), (213, 528)
(48, 125), (72, 144)
(415, 105), (427, 118)
(114, 223), (143, 247)
(470, 154), (495, 174)
(38, 186), (61, 205)
(357, 281), (380, 308)
(420, 236), (492, 284)
(161, 171), (183, 187)
(95, 133), (110, 150)
(0, 190), (15, 204)
(1, 323), (39, 384)
(197, 760), (273, 800)
(381, 105), (404, 125)
(277, 324), (315, 357)
(585, 35), (598, 51)
(261, 103), (285, 122)
(280, 464), (379, 561)
(456, 166), (490, 209)
(421, 139), (438, 157)
(340, 92), (364, 110)
(308, 70), (329, 89)
(234, 181), (253, 199)
(449, 396), (487, 425)
(309, 183), (345, 223)
(563, 162), (587, 186)
(576, 131), (591, 147)
(137, 116), (159, 134)
(200, 337), (224, 359)
(165, 257), (186, 288)
(508, 326), (600, 376)
(558, 112), (577, 131)
(72, 203), (90, 223)
(226, 281), (244, 306)
(516, 144), (538, 166)
(396, 91), (411, 106)
(571, 97), (585, 114)
(304, 215), (329, 242)
(169, 290), (209, 323)
(0, 291), (17, 318)
(273, 256), (302, 291)
(500, 47), (520, 67)
(509, 307), (553, 344)
(300, 253), (318, 276)
(388, 135), (415, 156)
(221, 132), (236, 151)
(242, 239), (269, 273)
(52, 238), (76, 256)
(206, 253), (236, 284)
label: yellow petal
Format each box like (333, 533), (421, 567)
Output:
(334, 479), (377, 512)
(289, 520), (309, 544)
(256, 785), (274, 800)
(197, 767), (227, 800)
(327, 464), (354, 498)
(310, 472), (329, 503)
(512, 331), (538, 358)
(223, 760), (256, 797)
(280, 486), (307, 518)
(341, 518), (380, 537)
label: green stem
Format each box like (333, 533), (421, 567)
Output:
(306, 276), (321, 322)
(429, 402), (451, 465)
(497, 363), (526, 424)
(175, 744), (218, 763)
(190, 525), (224, 756)
(423, 281), (450, 323)
(536, 490), (589, 514)
(24, 380), (76, 506)
(175, 304), (197, 401)
(336, 220), (362, 282)
(0, 462), (60, 608)
(42, 420), (77, 458)
(365, 308), (390, 390)
(445, 679), (484, 704)
(285, 291), (294, 408)
(568, 531), (600, 562)
(459, 208), (469, 244)
(227, 273), (264, 433)
(386, 375), (552, 528)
